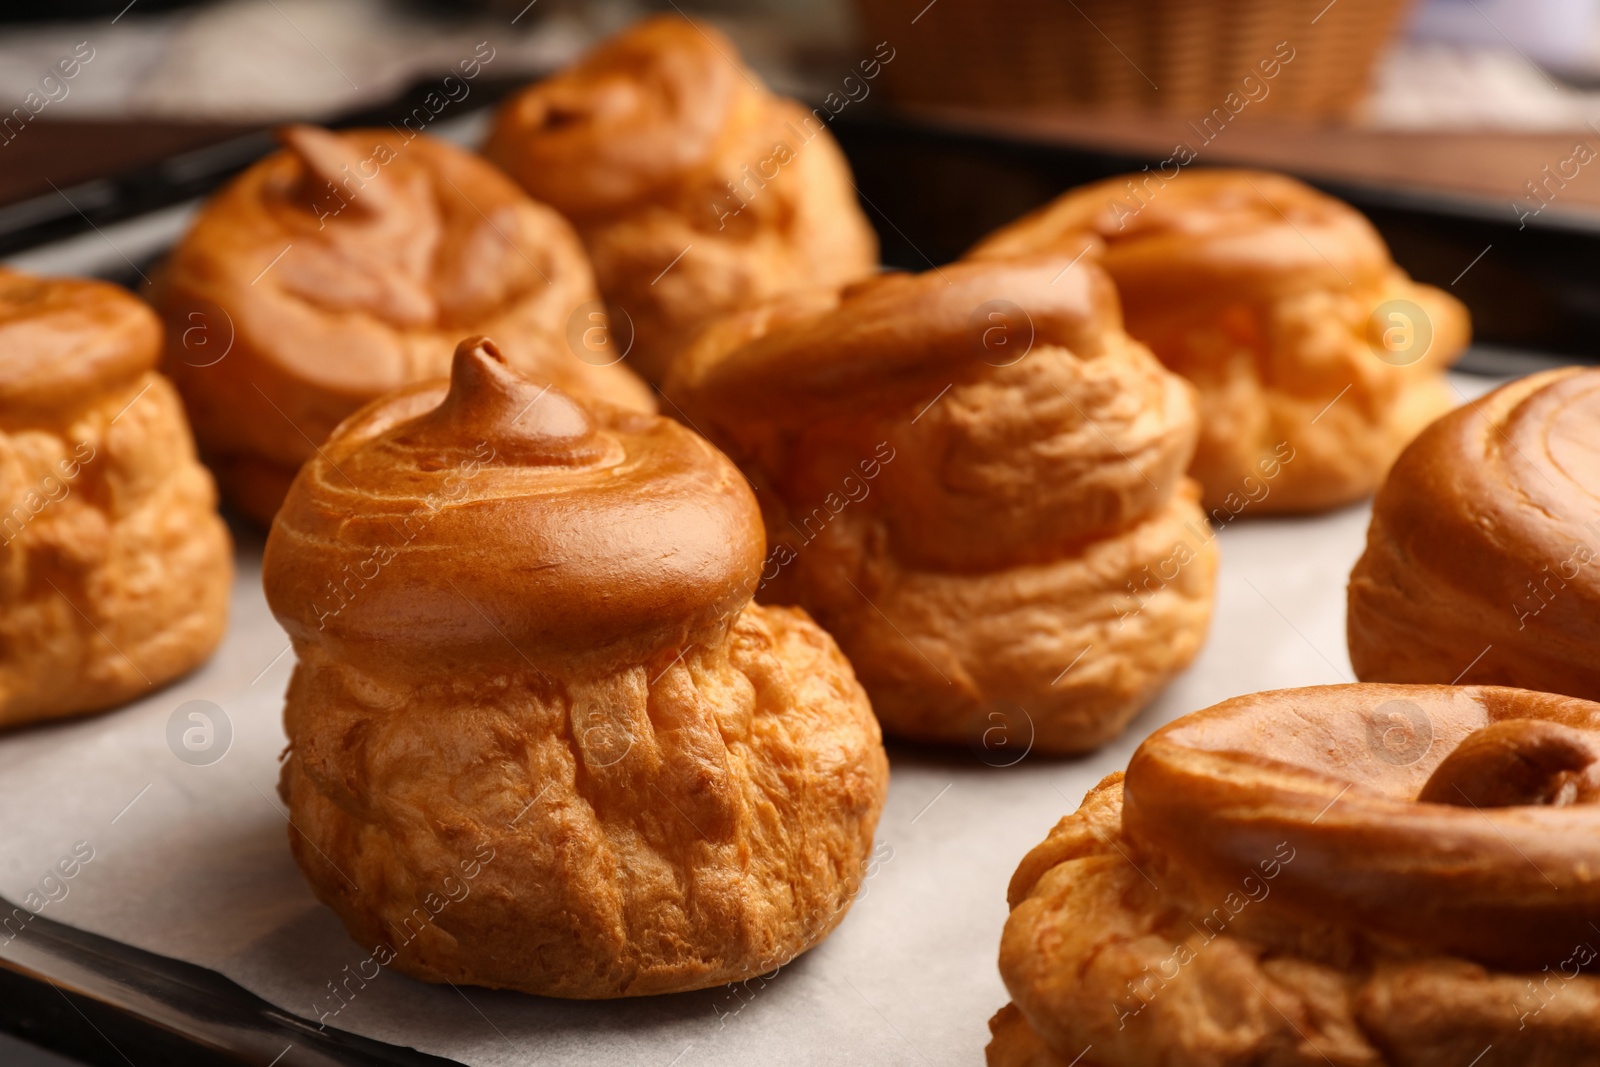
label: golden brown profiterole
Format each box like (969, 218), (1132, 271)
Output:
(992, 683), (1600, 1065)
(969, 169), (1468, 514)
(157, 124), (653, 525)
(0, 268), (231, 727)
(485, 15), (879, 383)
(1349, 367), (1600, 699)
(263, 336), (888, 997)
(664, 253), (1217, 754)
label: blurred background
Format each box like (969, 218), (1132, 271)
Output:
(4, 0), (1600, 366)
(8, 0), (1600, 176)
(8, 0), (1600, 123)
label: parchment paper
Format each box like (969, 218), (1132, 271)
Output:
(0, 375), (1499, 1066)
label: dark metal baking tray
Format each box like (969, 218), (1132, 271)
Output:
(0, 897), (457, 1067)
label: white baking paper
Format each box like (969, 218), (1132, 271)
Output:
(0, 375), (1501, 1066)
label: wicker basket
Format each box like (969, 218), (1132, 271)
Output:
(856, 0), (1414, 119)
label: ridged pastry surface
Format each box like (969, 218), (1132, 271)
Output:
(665, 256), (1217, 753)
(485, 15), (878, 383)
(1350, 367), (1600, 700)
(0, 268), (231, 726)
(993, 684), (1600, 1066)
(263, 338), (887, 997)
(159, 125), (653, 525)
(968, 169), (1469, 513)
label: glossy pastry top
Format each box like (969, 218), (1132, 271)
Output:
(0, 269), (158, 414)
(667, 248), (1202, 601)
(265, 337), (764, 668)
(968, 169), (1391, 298)
(671, 249), (1116, 420)
(484, 15), (758, 220)
(1120, 683), (1600, 970)
(1376, 367), (1600, 618)
(167, 124), (597, 398)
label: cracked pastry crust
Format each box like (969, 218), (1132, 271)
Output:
(664, 256), (1217, 754)
(1349, 367), (1600, 702)
(263, 337), (887, 998)
(484, 15), (878, 384)
(968, 170), (1468, 513)
(991, 684), (1600, 1066)
(158, 124), (654, 525)
(0, 268), (231, 726)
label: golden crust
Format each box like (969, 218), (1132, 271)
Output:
(993, 686), (1600, 1066)
(0, 269), (231, 726)
(484, 16), (878, 383)
(1122, 685), (1600, 968)
(665, 257), (1217, 754)
(968, 170), (1469, 513)
(1349, 368), (1600, 700)
(265, 344), (761, 668)
(264, 338), (887, 997)
(777, 483), (1216, 753)
(281, 601), (885, 998)
(158, 125), (654, 525)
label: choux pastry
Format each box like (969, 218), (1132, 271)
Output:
(1349, 367), (1600, 699)
(485, 15), (878, 383)
(264, 336), (888, 997)
(159, 124), (653, 524)
(993, 683), (1600, 1065)
(665, 254), (1217, 753)
(969, 169), (1468, 513)
(0, 268), (231, 727)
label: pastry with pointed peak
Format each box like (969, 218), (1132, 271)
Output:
(665, 254), (1217, 754)
(992, 683), (1600, 1065)
(485, 15), (879, 383)
(264, 337), (887, 997)
(0, 267), (230, 726)
(158, 124), (654, 525)
(968, 169), (1469, 513)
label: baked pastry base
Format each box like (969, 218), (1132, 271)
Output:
(0, 372), (231, 726)
(991, 775), (1600, 1067)
(280, 603), (888, 998)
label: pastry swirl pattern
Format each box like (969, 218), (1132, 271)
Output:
(1349, 367), (1600, 701)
